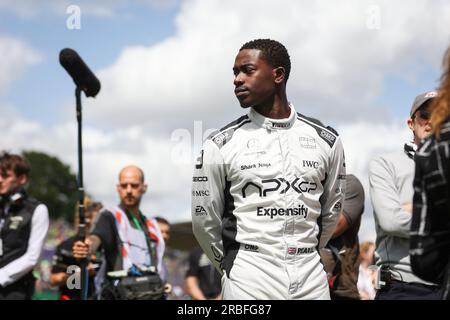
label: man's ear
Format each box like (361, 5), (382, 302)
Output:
(142, 183), (148, 194)
(407, 118), (414, 131)
(18, 174), (28, 187)
(273, 67), (286, 84)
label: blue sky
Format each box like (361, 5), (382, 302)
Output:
(1, 0), (450, 242)
(0, 1), (180, 125)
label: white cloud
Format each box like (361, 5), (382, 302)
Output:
(338, 120), (411, 242)
(86, 0), (450, 130)
(0, 105), (193, 223)
(0, 36), (41, 95)
(0, 0), (178, 18)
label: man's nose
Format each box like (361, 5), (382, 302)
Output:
(234, 73), (244, 86)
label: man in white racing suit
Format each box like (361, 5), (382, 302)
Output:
(191, 39), (346, 300)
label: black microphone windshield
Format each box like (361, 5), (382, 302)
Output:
(59, 48), (101, 98)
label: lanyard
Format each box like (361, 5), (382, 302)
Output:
(128, 211), (158, 270)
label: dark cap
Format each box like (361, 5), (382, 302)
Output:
(410, 91), (438, 117)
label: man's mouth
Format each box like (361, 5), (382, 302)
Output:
(235, 87), (249, 98)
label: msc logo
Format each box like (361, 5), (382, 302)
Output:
(241, 177), (317, 198)
(194, 206), (207, 216)
(192, 190), (210, 197)
(193, 176), (208, 182)
(302, 160), (319, 169)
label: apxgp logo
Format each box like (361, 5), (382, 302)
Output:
(242, 177), (317, 198)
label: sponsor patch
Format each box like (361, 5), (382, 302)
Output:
(240, 163), (271, 170)
(302, 160), (319, 169)
(320, 130), (336, 145)
(9, 216), (23, 230)
(256, 205), (308, 219)
(287, 247), (315, 255)
(193, 176), (208, 182)
(192, 190), (210, 197)
(194, 205), (207, 216)
(299, 137), (317, 149)
(243, 244), (259, 252)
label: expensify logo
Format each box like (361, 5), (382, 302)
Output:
(256, 205), (308, 219)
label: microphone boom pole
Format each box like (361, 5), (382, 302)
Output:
(59, 48), (100, 300)
(75, 86), (89, 300)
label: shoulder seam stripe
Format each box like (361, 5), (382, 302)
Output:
(296, 116), (336, 137)
(220, 115), (249, 132)
(211, 119), (251, 140)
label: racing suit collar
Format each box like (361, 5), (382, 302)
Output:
(248, 104), (296, 130)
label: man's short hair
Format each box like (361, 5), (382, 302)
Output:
(155, 216), (170, 226)
(0, 151), (31, 178)
(240, 39), (291, 81)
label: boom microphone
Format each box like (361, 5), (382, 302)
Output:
(59, 48), (101, 97)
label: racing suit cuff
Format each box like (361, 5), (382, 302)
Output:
(0, 269), (12, 287)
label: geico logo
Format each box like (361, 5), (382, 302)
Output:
(256, 205), (308, 219)
(242, 177), (317, 198)
(195, 206), (207, 215)
(192, 190), (210, 197)
(193, 176), (208, 182)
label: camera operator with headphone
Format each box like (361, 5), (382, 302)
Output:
(0, 151), (49, 300)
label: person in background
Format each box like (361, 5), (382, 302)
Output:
(357, 241), (376, 300)
(50, 198), (102, 300)
(73, 165), (166, 299)
(320, 174), (365, 300)
(369, 91), (442, 299)
(0, 151), (49, 300)
(411, 47), (450, 300)
(155, 217), (170, 243)
(185, 246), (221, 300)
(155, 216), (170, 285)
